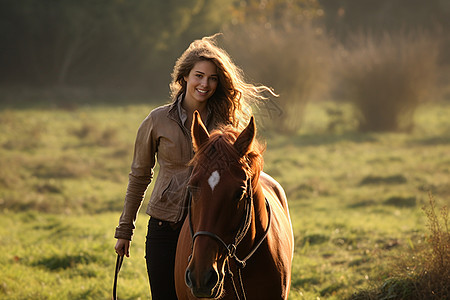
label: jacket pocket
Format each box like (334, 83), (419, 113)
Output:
(159, 170), (189, 206)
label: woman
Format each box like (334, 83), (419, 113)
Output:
(114, 34), (274, 299)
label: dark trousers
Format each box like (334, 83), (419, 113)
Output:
(145, 217), (182, 300)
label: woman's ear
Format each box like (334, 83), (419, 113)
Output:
(191, 111), (210, 151)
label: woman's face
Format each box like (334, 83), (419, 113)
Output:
(184, 60), (219, 106)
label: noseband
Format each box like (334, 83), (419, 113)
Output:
(187, 178), (272, 300)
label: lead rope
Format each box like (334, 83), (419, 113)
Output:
(227, 198), (272, 300)
(225, 258), (248, 300)
(112, 254), (124, 300)
(225, 259), (241, 300)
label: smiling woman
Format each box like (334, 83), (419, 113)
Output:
(182, 60), (219, 126)
(185, 61), (219, 101)
(113, 34), (276, 300)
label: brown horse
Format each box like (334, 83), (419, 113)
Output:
(175, 112), (294, 300)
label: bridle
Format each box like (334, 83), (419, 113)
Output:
(187, 177), (272, 300)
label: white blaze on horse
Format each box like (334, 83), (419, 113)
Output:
(175, 112), (294, 300)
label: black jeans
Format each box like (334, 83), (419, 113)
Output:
(145, 217), (182, 300)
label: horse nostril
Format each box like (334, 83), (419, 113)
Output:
(185, 269), (194, 289)
(204, 268), (219, 289)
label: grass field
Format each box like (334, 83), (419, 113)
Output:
(0, 98), (449, 299)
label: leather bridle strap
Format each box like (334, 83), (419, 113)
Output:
(191, 196), (272, 268)
(188, 178), (253, 253)
(237, 197), (272, 265)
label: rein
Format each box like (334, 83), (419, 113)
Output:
(187, 178), (272, 300)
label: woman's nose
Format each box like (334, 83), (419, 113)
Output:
(200, 77), (209, 87)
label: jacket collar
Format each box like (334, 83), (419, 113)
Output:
(168, 94), (214, 130)
(167, 96), (181, 123)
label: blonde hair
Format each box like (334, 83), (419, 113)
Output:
(170, 34), (275, 130)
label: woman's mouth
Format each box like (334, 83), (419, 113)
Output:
(196, 88), (208, 95)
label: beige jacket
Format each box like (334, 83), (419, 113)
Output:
(114, 98), (215, 240)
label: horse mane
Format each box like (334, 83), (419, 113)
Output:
(190, 125), (265, 179)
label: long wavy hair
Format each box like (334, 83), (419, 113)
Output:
(170, 34), (275, 130)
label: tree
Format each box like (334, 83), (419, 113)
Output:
(0, 0), (234, 91)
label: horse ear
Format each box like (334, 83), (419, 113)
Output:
(234, 116), (256, 156)
(191, 110), (210, 151)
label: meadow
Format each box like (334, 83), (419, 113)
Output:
(0, 98), (449, 299)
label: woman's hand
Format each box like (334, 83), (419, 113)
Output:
(115, 239), (131, 257)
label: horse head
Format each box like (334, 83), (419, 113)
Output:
(184, 111), (261, 298)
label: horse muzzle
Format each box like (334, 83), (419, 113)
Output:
(185, 265), (224, 298)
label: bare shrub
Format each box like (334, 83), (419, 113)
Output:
(71, 122), (118, 146)
(222, 21), (332, 133)
(337, 31), (440, 132)
(418, 193), (450, 298)
(349, 193), (450, 299)
(0, 112), (47, 151)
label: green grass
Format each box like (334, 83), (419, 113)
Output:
(1, 99), (449, 299)
(0, 211), (149, 299)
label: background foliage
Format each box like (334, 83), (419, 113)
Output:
(1, 0), (449, 90)
(1, 0), (449, 132)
